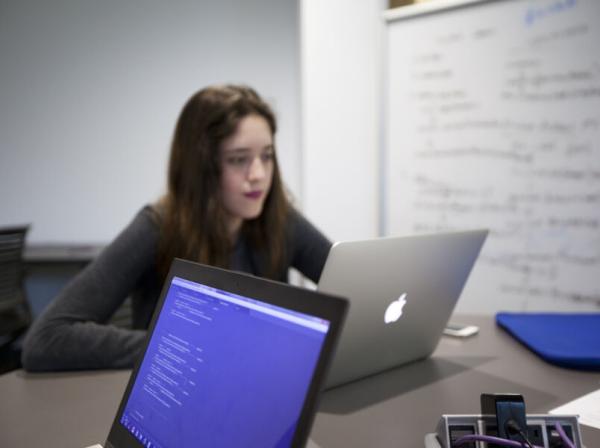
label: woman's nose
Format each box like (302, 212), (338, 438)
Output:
(247, 156), (266, 181)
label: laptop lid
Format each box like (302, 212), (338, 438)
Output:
(318, 229), (487, 389)
(105, 258), (348, 448)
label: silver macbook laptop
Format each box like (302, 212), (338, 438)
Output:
(318, 229), (488, 389)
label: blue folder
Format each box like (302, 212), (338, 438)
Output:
(496, 312), (600, 371)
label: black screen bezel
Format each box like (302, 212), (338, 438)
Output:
(105, 258), (348, 448)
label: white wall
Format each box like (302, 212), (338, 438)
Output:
(2, 0), (389, 247)
(0, 0), (300, 244)
(300, 0), (386, 242)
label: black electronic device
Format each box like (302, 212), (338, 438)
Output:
(481, 393), (529, 443)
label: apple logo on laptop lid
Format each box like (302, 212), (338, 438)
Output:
(384, 293), (407, 324)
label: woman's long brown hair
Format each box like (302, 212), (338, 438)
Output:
(156, 85), (289, 280)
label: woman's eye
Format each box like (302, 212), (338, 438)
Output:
(227, 156), (249, 166)
(261, 151), (274, 162)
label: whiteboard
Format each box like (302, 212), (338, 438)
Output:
(384, 0), (600, 313)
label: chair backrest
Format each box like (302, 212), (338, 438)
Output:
(0, 225), (29, 312)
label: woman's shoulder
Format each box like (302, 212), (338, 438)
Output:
(285, 205), (316, 231)
(114, 204), (162, 248)
(138, 202), (164, 228)
(285, 206), (331, 244)
(282, 205), (332, 282)
(285, 204), (304, 225)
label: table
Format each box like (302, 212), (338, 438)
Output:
(1, 316), (598, 447)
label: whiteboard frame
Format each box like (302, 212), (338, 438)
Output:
(384, 0), (495, 22)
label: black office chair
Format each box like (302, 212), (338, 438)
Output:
(0, 225), (32, 373)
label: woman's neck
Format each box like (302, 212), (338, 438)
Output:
(227, 216), (243, 242)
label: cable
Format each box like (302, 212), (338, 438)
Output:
(454, 422), (578, 448)
(453, 434), (543, 447)
(554, 422), (576, 448)
(505, 419), (535, 448)
(515, 428), (534, 448)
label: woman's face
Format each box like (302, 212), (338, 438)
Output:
(219, 114), (275, 233)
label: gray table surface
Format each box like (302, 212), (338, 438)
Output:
(1, 315), (598, 448)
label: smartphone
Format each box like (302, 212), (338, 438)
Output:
(443, 322), (479, 338)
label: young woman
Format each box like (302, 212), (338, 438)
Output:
(22, 85), (331, 371)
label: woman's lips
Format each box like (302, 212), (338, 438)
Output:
(244, 191), (263, 199)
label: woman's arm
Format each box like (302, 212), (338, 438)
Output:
(21, 207), (160, 371)
(288, 208), (333, 284)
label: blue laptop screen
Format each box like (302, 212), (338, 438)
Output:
(120, 276), (330, 448)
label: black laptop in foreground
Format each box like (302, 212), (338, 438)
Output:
(101, 258), (348, 448)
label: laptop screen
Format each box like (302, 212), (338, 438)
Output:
(119, 276), (331, 448)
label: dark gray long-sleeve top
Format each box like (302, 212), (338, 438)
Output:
(22, 206), (332, 372)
